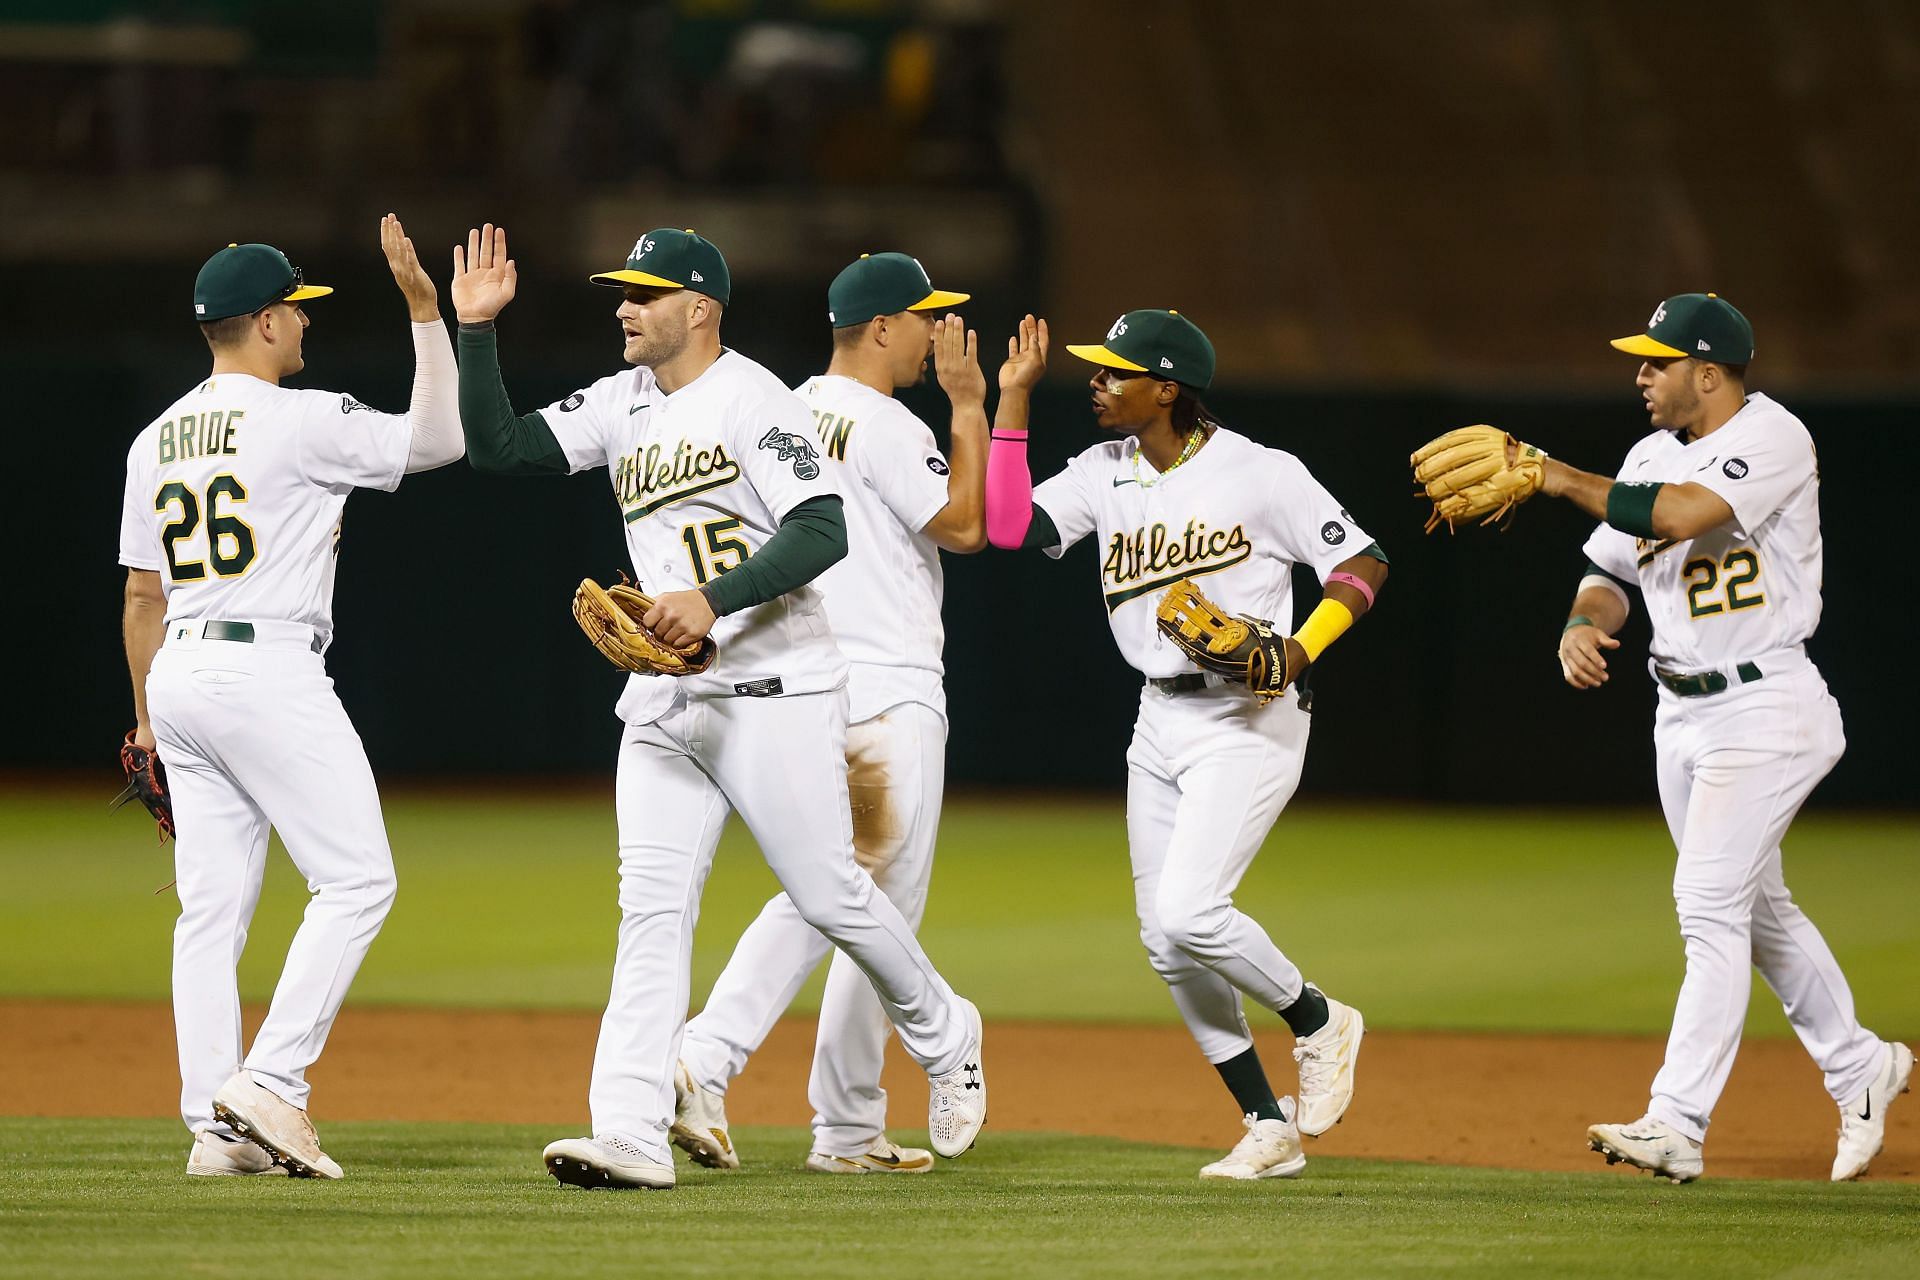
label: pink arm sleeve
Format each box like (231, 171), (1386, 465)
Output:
(985, 428), (1034, 548)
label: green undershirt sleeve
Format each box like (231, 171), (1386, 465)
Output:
(1021, 504), (1061, 551)
(1583, 559), (1634, 592)
(1355, 539), (1388, 564)
(456, 323), (570, 476)
(699, 496), (848, 617)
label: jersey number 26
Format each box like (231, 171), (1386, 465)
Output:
(154, 475), (257, 582)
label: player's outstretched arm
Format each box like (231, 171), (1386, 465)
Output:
(984, 315), (1061, 551)
(122, 569), (166, 751)
(448, 224), (571, 476)
(1542, 458), (1735, 542)
(923, 315), (988, 553)
(1558, 581), (1629, 690)
(379, 214), (463, 474)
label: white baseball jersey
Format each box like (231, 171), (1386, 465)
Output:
(118, 373), (412, 629)
(1583, 393), (1822, 669)
(797, 374), (950, 723)
(1033, 428), (1371, 677)
(538, 349), (848, 723)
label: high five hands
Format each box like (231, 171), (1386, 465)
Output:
(452, 224), (518, 325)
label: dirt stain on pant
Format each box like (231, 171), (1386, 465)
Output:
(846, 721), (904, 878)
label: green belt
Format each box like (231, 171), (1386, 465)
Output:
(1654, 661), (1763, 697)
(200, 620), (325, 654)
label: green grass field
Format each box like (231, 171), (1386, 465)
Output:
(3, 787), (1914, 1037)
(3, 1119), (1918, 1280)
(5, 787), (1918, 1277)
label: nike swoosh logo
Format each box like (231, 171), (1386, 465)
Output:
(866, 1151), (902, 1167)
(1861, 1094), (1872, 1121)
(1695, 456), (1718, 472)
(1112, 478), (1138, 488)
(629, 404), (650, 415)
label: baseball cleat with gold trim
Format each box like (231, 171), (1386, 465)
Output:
(805, 1135), (934, 1175)
(670, 1060), (739, 1169)
(1588, 1116), (1703, 1183)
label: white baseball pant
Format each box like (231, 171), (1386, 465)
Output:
(1647, 659), (1886, 1141)
(590, 689), (969, 1159)
(1125, 682), (1311, 1063)
(679, 701), (946, 1155)
(147, 625), (396, 1135)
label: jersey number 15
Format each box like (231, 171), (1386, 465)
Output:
(680, 516), (750, 585)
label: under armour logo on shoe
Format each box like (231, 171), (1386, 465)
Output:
(963, 1064), (981, 1090)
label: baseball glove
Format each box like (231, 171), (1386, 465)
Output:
(572, 574), (717, 676)
(1155, 578), (1295, 702)
(111, 730), (174, 843)
(1410, 424), (1548, 532)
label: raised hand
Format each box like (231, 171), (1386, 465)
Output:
(999, 314), (1049, 393)
(380, 214), (438, 323)
(451, 223), (518, 324)
(933, 315), (986, 407)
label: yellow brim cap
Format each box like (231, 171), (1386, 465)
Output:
(1065, 343), (1149, 372)
(1610, 333), (1688, 358)
(286, 285), (333, 302)
(589, 269), (686, 290)
(907, 288), (972, 311)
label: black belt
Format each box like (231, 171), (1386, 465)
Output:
(201, 620), (326, 654)
(1149, 673), (1211, 694)
(1654, 661), (1762, 697)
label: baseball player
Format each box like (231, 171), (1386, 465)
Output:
(671, 252), (985, 1176)
(983, 311), (1384, 1180)
(448, 225), (986, 1191)
(118, 217), (464, 1178)
(1532, 293), (1910, 1182)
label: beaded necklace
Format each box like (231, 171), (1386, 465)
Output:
(1132, 426), (1207, 488)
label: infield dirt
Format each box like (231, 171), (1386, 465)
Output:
(5, 999), (1912, 1183)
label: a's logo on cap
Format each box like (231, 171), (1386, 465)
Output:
(1723, 458), (1749, 479)
(1107, 316), (1129, 340)
(1649, 302), (1669, 327)
(631, 235), (656, 258)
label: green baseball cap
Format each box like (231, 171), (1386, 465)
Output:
(194, 243), (332, 322)
(1067, 309), (1216, 391)
(1611, 293), (1755, 364)
(590, 228), (731, 304)
(827, 252), (970, 328)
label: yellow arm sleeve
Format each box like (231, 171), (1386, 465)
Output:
(1290, 597), (1355, 663)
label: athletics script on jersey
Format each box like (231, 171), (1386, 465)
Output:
(1102, 519), (1252, 611)
(612, 439), (741, 523)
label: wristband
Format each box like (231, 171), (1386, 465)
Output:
(1562, 614), (1594, 633)
(1605, 481), (1663, 538)
(1325, 571), (1375, 610)
(1289, 597), (1355, 663)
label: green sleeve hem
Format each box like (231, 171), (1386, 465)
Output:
(1583, 559), (1634, 591)
(1022, 505), (1061, 551)
(456, 327), (570, 476)
(1355, 540), (1388, 565)
(700, 496), (848, 616)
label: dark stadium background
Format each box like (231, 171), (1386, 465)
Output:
(6, 0), (1915, 807)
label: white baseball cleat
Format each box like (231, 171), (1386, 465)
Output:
(670, 1061), (740, 1170)
(1292, 989), (1364, 1136)
(1588, 1115), (1703, 1183)
(542, 1134), (676, 1190)
(186, 1130), (288, 1177)
(805, 1135), (935, 1175)
(210, 1072), (343, 1179)
(1832, 1041), (1914, 1182)
(1199, 1103), (1308, 1181)
(927, 997), (986, 1158)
